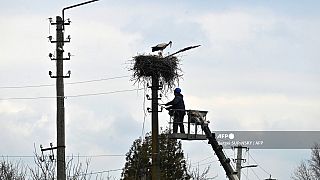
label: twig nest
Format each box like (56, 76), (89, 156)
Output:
(130, 54), (182, 91)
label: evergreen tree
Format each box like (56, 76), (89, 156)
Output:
(121, 130), (191, 180)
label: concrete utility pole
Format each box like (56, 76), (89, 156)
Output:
(55, 16), (67, 180)
(48, 1), (99, 179)
(150, 75), (161, 180)
(234, 146), (247, 180)
(49, 16), (71, 180)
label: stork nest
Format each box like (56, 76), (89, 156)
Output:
(130, 54), (182, 91)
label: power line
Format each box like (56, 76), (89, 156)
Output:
(68, 154), (125, 158)
(195, 160), (220, 167)
(0, 155), (34, 158)
(0, 154), (125, 158)
(24, 168), (123, 179)
(248, 152), (271, 176)
(0, 75), (129, 89)
(241, 169), (249, 180)
(141, 83), (148, 138)
(245, 149), (250, 180)
(66, 88), (143, 98)
(0, 84), (54, 89)
(0, 88), (143, 100)
(250, 168), (262, 180)
(196, 155), (215, 164)
(28, 168), (123, 179)
(0, 96), (56, 100)
(66, 75), (129, 85)
(67, 168), (123, 178)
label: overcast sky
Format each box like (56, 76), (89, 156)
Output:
(1, 0), (320, 179)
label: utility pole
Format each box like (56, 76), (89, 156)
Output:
(149, 75), (161, 180)
(55, 16), (67, 180)
(49, 15), (71, 180)
(48, 1), (99, 179)
(234, 146), (247, 180)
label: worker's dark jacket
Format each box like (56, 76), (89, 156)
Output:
(165, 94), (185, 115)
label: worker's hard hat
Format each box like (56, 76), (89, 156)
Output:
(174, 88), (181, 93)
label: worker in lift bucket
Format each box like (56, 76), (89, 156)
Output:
(164, 88), (186, 133)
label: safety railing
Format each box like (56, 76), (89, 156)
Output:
(167, 109), (209, 140)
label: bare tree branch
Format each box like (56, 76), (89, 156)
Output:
(292, 143), (320, 180)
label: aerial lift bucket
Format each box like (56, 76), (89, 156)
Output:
(168, 110), (208, 140)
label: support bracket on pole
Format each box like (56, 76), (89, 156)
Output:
(49, 52), (72, 61)
(147, 107), (163, 113)
(49, 70), (71, 78)
(40, 143), (66, 162)
(47, 35), (71, 43)
(146, 94), (162, 100)
(147, 81), (163, 90)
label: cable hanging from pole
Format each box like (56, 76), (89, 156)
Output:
(0, 75), (129, 89)
(248, 151), (271, 176)
(0, 154), (126, 158)
(0, 88), (144, 100)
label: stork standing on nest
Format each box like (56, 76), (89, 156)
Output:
(152, 41), (172, 57)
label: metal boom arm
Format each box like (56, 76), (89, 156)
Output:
(192, 111), (239, 180)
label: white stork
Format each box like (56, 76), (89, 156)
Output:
(151, 41), (172, 53)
